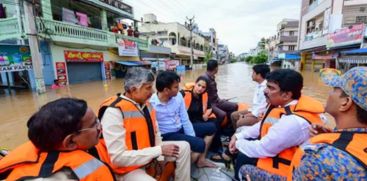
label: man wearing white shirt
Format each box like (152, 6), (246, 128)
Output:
(231, 64), (270, 129)
(229, 69), (326, 180)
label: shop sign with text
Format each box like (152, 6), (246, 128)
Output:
(327, 24), (365, 48)
(117, 39), (139, 57)
(0, 45), (32, 73)
(64, 51), (104, 62)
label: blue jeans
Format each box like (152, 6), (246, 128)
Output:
(161, 122), (216, 153)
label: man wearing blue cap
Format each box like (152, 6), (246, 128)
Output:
(291, 67), (367, 180)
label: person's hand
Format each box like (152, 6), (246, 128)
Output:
(309, 124), (332, 137)
(229, 135), (238, 154)
(161, 144), (179, 158)
(202, 114), (209, 121)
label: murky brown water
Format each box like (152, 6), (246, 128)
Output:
(0, 62), (332, 149)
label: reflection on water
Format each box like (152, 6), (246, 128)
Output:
(0, 62), (332, 149)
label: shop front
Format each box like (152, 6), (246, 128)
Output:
(338, 48), (367, 72)
(64, 50), (104, 84)
(278, 53), (301, 70)
(0, 45), (34, 90)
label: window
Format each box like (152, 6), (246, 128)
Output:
(309, 0), (317, 5)
(289, 45), (295, 51)
(51, 0), (102, 29)
(356, 16), (367, 24)
(289, 31), (294, 36)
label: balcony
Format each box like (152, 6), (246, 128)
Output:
(36, 18), (148, 50)
(0, 17), (24, 41)
(278, 36), (298, 43)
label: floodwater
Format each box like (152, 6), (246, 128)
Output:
(0, 62), (332, 149)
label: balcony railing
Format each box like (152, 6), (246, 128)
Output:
(35, 18), (148, 50)
(0, 17), (23, 41)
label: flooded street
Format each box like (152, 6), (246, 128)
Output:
(0, 62), (332, 149)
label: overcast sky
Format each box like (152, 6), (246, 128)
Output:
(125, 0), (301, 55)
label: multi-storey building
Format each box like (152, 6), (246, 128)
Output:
(266, 19), (299, 65)
(139, 14), (208, 66)
(201, 28), (219, 59)
(0, 0), (155, 90)
(298, 0), (367, 71)
(217, 44), (229, 64)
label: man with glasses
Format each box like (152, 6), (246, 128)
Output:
(0, 98), (115, 180)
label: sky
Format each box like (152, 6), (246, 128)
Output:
(124, 0), (301, 55)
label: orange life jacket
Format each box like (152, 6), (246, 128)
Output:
(94, 95), (158, 175)
(256, 96), (325, 177)
(287, 131), (367, 180)
(0, 141), (115, 181)
(182, 90), (211, 114)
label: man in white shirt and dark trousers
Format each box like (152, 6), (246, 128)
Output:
(229, 69), (326, 180)
(231, 64), (270, 129)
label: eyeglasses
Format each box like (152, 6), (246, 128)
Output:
(76, 118), (101, 134)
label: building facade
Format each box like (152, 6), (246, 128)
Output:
(201, 28), (219, 59)
(139, 14), (208, 66)
(0, 0), (151, 90)
(298, 0), (367, 71)
(217, 44), (230, 64)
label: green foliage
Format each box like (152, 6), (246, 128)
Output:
(245, 56), (253, 63)
(244, 51), (268, 64)
(204, 51), (213, 63)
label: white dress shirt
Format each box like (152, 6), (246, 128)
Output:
(235, 100), (316, 158)
(249, 80), (268, 117)
(101, 95), (163, 167)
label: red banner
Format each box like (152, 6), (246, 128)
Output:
(327, 24), (365, 48)
(64, 51), (104, 62)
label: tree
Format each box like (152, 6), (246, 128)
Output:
(204, 51), (213, 63)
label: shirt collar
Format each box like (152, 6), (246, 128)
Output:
(284, 99), (298, 107)
(121, 93), (146, 109)
(151, 93), (170, 106)
(206, 72), (215, 80)
(260, 80), (267, 86)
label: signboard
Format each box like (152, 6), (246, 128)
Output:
(327, 24), (365, 48)
(323, 8), (331, 35)
(64, 51), (104, 62)
(55, 62), (67, 85)
(165, 60), (179, 71)
(0, 46), (32, 73)
(104, 62), (112, 80)
(118, 39), (139, 57)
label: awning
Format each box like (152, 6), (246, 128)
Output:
(339, 56), (367, 64)
(341, 48), (367, 55)
(284, 54), (300, 60)
(312, 53), (338, 60)
(116, 61), (151, 66)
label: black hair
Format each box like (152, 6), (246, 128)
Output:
(195, 76), (209, 85)
(271, 61), (282, 68)
(340, 90), (367, 124)
(207, 59), (218, 72)
(27, 98), (88, 151)
(156, 71), (180, 92)
(266, 69), (303, 99)
(253, 64), (270, 79)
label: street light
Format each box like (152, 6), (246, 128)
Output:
(185, 16), (196, 69)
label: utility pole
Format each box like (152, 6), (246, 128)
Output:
(186, 16), (195, 69)
(24, 0), (46, 94)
